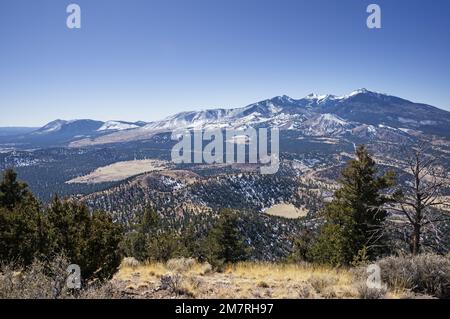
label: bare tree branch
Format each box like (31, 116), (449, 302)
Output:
(388, 143), (449, 255)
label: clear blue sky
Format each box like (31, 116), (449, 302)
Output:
(1, 0), (449, 126)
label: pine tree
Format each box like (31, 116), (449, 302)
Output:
(0, 170), (123, 280)
(289, 226), (315, 263)
(122, 207), (187, 262)
(0, 169), (31, 210)
(85, 211), (124, 280)
(47, 197), (123, 281)
(147, 231), (187, 262)
(205, 209), (250, 268)
(121, 207), (160, 261)
(311, 145), (395, 266)
(0, 169), (46, 264)
(181, 223), (202, 260)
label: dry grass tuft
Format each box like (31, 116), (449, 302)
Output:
(356, 282), (387, 299)
(120, 257), (140, 269)
(166, 258), (196, 273)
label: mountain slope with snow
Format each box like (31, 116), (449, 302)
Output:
(3, 89), (449, 149)
(97, 121), (145, 132)
(69, 89), (450, 147)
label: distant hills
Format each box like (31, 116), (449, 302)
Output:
(0, 120), (147, 147)
(0, 127), (38, 137)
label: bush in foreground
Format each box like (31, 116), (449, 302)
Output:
(0, 255), (115, 299)
(378, 253), (450, 299)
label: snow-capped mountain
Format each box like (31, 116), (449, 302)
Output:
(134, 88), (450, 137)
(3, 89), (450, 148)
(144, 109), (230, 130)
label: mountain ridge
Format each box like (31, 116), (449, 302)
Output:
(70, 89), (450, 147)
(2, 89), (450, 148)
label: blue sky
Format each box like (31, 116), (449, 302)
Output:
(1, 0), (450, 126)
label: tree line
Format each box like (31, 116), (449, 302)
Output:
(0, 169), (250, 278)
(0, 169), (123, 281)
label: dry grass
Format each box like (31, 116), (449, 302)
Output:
(224, 262), (357, 298)
(3, 256), (442, 299)
(113, 259), (372, 299)
(66, 159), (168, 184)
(264, 203), (308, 219)
(114, 258), (444, 299)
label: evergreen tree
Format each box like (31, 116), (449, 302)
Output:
(0, 169), (30, 210)
(122, 207), (186, 262)
(85, 211), (124, 280)
(0, 169), (124, 280)
(311, 145), (395, 266)
(0, 169), (48, 264)
(131, 207), (160, 261)
(182, 224), (202, 260)
(47, 197), (123, 281)
(289, 226), (315, 263)
(0, 203), (47, 265)
(147, 231), (187, 262)
(204, 209), (250, 268)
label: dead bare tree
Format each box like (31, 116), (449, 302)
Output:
(389, 143), (450, 255)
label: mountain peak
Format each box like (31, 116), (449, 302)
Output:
(270, 95), (295, 103)
(353, 88), (370, 94)
(304, 93), (335, 101)
(302, 89), (381, 101)
(36, 119), (67, 134)
(347, 88), (381, 97)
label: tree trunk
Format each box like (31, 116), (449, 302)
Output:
(411, 224), (421, 255)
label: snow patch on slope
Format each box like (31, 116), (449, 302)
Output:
(98, 121), (139, 132)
